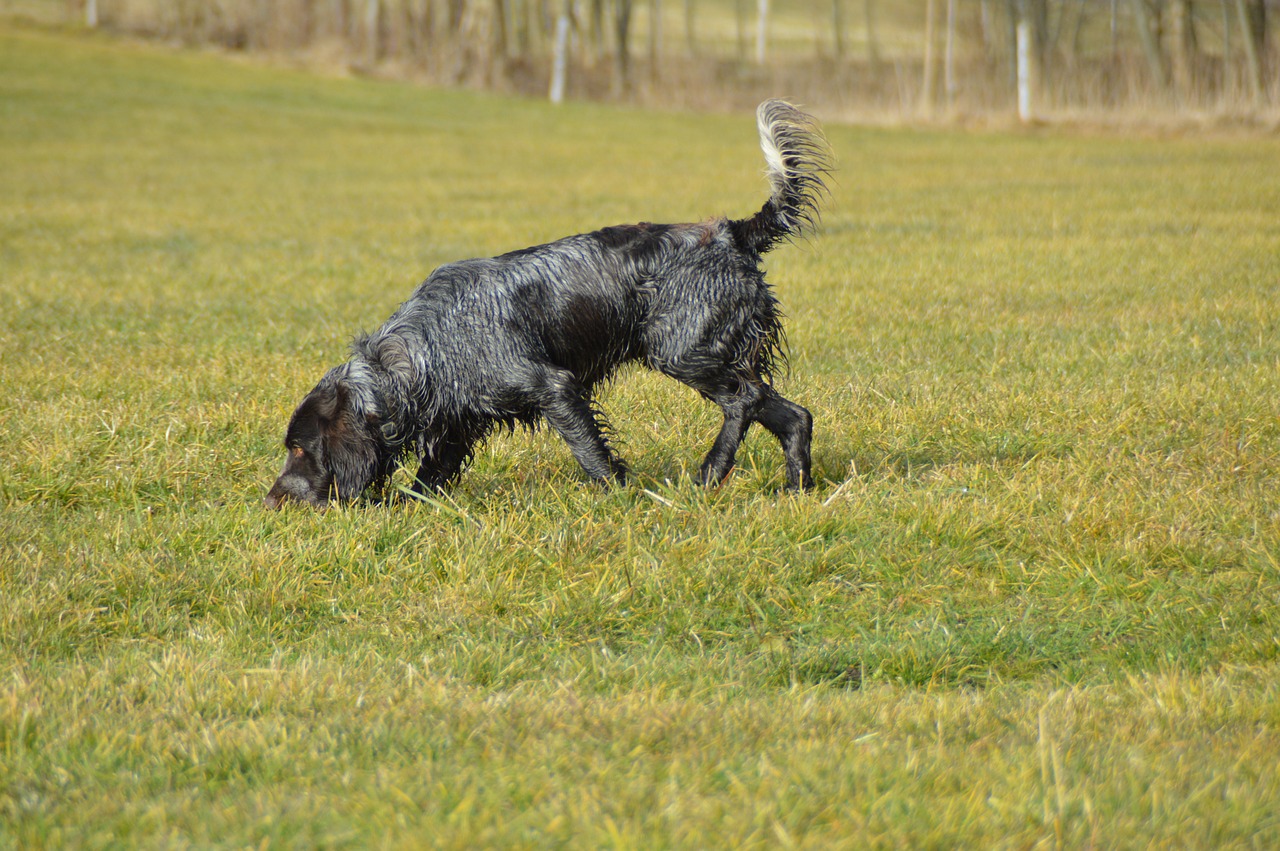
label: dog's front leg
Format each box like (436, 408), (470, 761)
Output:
(535, 369), (628, 485)
(411, 437), (472, 494)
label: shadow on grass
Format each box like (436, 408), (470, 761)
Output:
(814, 434), (1076, 488)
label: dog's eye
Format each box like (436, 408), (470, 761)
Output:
(291, 446), (306, 459)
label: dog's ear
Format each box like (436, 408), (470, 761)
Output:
(321, 382), (379, 501)
(311, 380), (347, 423)
(288, 381), (342, 443)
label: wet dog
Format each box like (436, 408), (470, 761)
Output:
(265, 100), (831, 508)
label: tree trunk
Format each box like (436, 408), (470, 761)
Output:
(365, 0), (381, 65)
(589, 0), (606, 62)
(493, 0), (509, 62)
(1129, 0), (1170, 91)
(921, 0), (937, 115)
(297, 0), (316, 49)
(1010, 0), (1046, 119)
(944, 0), (957, 108)
(330, 0), (349, 42)
(649, 0), (663, 80)
(1016, 14), (1035, 120)
(735, 0), (747, 62)
(1234, 0), (1267, 105)
(684, 0), (697, 57)
(832, 0), (844, 61)
(1110, 0), (1119, 61)
(864, 0), (881, 72)
(614, 0), (634, 95)
(1068, 0), (1089, 65)
(978, 0), (993, 57)
(1005, 0), (1018, 89)
(1171, 0), (1198, 99)
(550, 1), (570, 102)
(1221, 0), (1231, 67)
(1026, 0), (1049, 96)
(755, 0), (769, 65)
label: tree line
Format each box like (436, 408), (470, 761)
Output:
(69, 0), (1276, 117)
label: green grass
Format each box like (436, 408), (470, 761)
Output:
(3, 19), (1280, 848)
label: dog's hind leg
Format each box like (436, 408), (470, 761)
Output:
(753, 388), (814, 491)
(677, 373), (813, 492)
(698, 381), (765, 487)
(535, 369), (628, 484)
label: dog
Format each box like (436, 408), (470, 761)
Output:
(265, 99), (831, 508)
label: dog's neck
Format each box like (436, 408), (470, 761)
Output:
(337, 356), (407, 451)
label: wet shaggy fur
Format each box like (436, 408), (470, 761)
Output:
(265, 99), (832, 508)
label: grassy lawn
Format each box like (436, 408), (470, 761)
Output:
(2, 20), (1279, 848)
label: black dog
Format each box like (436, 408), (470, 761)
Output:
(265, 100), (831, 508)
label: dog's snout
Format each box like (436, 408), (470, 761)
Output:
(264, 474), (330, 510)
(264, 475), (300, 510)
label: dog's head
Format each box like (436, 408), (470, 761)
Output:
(265, 367), (384, 509)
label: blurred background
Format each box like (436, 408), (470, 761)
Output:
(6, 0), (1277, 123)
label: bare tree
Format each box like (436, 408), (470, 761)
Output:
(1065, 0), (1090, 69)
(735, 0), (748, 61)
(1234, 0), (1268, 104)
(683, 0), (697, 57)
(1109, 0), (1119, 59)
(364, 0), (381, 65)
(649, 0), (663, 80)
(550, 0), (570, 101)
(944, 0), (958, 108)
(588, 0), (606, 62)
(614, 0), (634, 94)
(1221, 0), (1233, 80)
(755, 0), (769, 65)
(1026, 0), (1049, 92)
(832, 0), (845, 61)
(1170, 0), (1199, 100)
(1129, 0), (1171, 92)
(922, 0), (938, 114)
(492, 0), (509, 62)
(1012, 0), (1047, 120)
(328, 0), (347, 47)
(61, 0), (1280, 118)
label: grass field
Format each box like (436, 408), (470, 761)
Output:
(2, 19), (1280, 848)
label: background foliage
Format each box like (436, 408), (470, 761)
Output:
(10, 0), (1280, 118)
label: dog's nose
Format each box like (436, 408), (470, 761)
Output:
(263, 492), (282, 510)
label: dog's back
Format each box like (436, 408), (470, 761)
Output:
(364, 216), (765, 416)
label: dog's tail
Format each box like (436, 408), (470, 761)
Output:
(730, 99), (833, 255)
